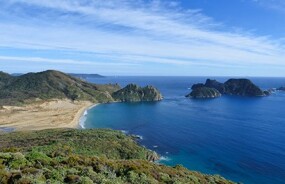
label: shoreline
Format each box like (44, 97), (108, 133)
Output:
(78, 104), (99, 129)
(0, 99), (94, 132)
(0, 99), (165, 163)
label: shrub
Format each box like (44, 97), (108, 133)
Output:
(26, 150), (52, 166)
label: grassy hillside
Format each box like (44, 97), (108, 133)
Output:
(0, 70), (120, 105)
(0, 129), (235, 184)
(0, 70), (162, 105)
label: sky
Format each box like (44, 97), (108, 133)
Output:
(0, 0), (285, 76)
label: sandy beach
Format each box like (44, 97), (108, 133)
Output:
(0, 99), (94, 131)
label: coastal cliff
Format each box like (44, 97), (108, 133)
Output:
(187, 78), (268, 98)
(0, 129), (235, 184)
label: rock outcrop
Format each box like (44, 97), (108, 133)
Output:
(112, 84), (163, 102)
(223, 79), (266, 96)
(186, 87), (221, 99)
(188, 78), (267, 99)
(205, 79), (226, 93)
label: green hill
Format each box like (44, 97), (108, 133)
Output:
(0, 129), (235, 184)
(0, 70), (162, 105)
(0, 70), (120, 105)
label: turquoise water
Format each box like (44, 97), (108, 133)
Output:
(83, 77), (285, 184)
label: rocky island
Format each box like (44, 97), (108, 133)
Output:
(112, 84), (163, 102)
(187, 78), (268, 99)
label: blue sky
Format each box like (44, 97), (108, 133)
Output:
(0, 0), (285, 76)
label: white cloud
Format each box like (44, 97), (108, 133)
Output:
(252, 0), (285, 12)
(0, 56), (139, 66)
(0, 0), (285, 75)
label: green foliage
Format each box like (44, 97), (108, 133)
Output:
(112, 84), (163, 102)
(0, 129), (156, 161)
(0, 70), (120, 105)
(26, 150), (52, 165)
(0, 129), (235, 184)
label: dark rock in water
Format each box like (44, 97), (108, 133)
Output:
(224, 79), (266, 96)
(188, 78), (267, 99)
(264, 88), (276, 96)
(277, 87), (285, 91)
(112, 84), (163, 102)
(205, 79), (226, 93)
(186, 87), (221, 99)
(263, 90), (271, 96)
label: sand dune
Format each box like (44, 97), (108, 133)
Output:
(0, 99), (93, 131)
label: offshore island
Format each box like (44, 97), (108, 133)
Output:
(0, 70), (234, 183)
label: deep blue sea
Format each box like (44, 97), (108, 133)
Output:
(82, 77), (285, 184)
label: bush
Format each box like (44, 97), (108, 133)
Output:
(26, 150), (52, 166)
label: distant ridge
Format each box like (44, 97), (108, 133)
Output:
(69, 73), (104, 79)
(11, 73), (105, 78)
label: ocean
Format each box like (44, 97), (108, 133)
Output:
(81, 76), (285, 184)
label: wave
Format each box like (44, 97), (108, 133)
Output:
(79, 104), (98, 129)
(134, 134), (143, 140)
(158, 156), (171, 162)
(79, 110), (87, 129)
(121, 130), (129, 134)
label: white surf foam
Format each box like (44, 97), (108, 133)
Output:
(121, 130), (129, 134)
(79, 104), (98, 129)
(79, 110), (88, 129)
(135, 135), (143, 140)
(159, 156), (171, 162)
